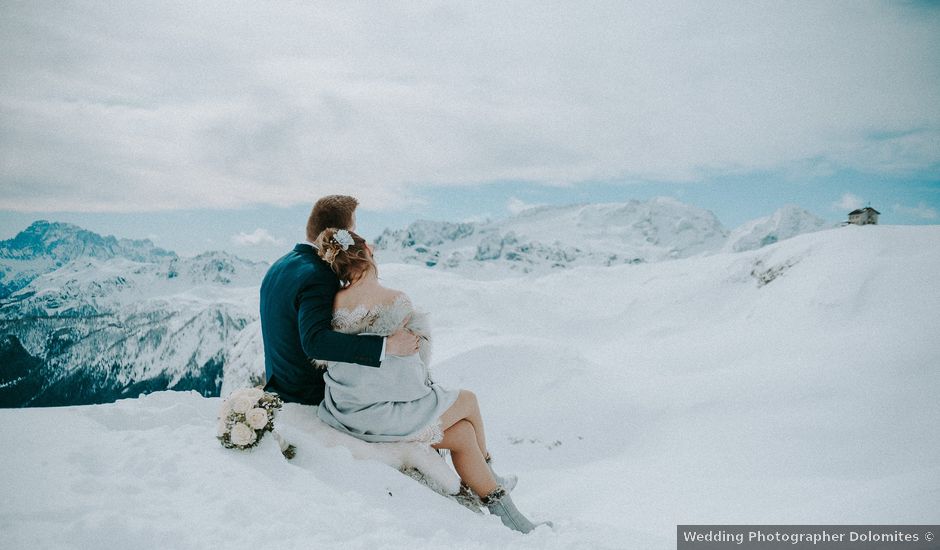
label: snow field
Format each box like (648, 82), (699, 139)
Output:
(2, 224), (938, 549)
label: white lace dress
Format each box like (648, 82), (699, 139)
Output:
(317, 295), (460, 445)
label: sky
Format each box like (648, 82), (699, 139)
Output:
(1, 1), (938, 261)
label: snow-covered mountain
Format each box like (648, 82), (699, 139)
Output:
(0, 220), (176, 298)
(723, 204), (831, 252)
(374, 198), (831, 274)
(0, 200), (834, 407)
(0, 223), (267, 407)
(374, 197), (730, 274)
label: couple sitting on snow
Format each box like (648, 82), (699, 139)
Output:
(259, 194), (551, 534)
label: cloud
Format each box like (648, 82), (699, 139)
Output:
(507, 197), (544, 215)
(833, 193), (865, 211)
(1, 1), (939, 213)
(231, 228), (281, 247)
(893, 202), (939, 220)
(459, 214), (491, 224)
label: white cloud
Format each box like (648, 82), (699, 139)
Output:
(1, 1), (939, 212)
(893, 202), (938, 220)
(507, 197), (544, 215)
(833, 193), (865, 211)
(459, 214), (491, 224)
(232, 228), (281, 247)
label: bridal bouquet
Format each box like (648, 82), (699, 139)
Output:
(216, 387), (296, 459)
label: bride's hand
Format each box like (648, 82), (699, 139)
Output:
(386, 315), (420, 356)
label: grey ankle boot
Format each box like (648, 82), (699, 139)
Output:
(485, 455), (517, 492)
(481, 487), (552, 534)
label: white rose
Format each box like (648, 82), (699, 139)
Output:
(246, 408), (269, 430)
(229, 422), (257, 446)
(228, 387), (263, 401)
(216, 420), (228, 438)
(218, 400), (232, 419)
(230, 396), (256, 414)
(241, 388), (264, 402)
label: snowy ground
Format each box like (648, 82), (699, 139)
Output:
(2, 224), (939, 549)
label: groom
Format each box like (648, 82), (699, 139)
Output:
(260, 194), (420, 405)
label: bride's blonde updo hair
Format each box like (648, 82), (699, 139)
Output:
(315, 228), (376, 285)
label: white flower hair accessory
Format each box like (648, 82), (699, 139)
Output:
(333, 229), (355, 250)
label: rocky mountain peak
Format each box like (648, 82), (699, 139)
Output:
(0, 220), (176, 263)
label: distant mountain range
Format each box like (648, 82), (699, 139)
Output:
(0, 200), (833, 407)
(374, 198), (831, 273)
(0, 219), (177, 299)
(0, 221), (267, 407)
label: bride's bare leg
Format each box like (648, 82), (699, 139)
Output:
(432, 419), (497, 496)
(437, 390), (489, 459)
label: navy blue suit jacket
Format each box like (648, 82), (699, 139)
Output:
(260, 243), (383, 405)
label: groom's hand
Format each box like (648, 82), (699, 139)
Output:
(386, 315), (420, 356)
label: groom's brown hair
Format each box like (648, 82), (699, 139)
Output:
(306, 195), (358, 242)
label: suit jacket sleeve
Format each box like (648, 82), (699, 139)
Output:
(296, 271), (383, 367)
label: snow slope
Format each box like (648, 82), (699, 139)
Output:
(2, 224), (938, 549)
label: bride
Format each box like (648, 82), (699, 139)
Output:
(312, 227), (550, 534)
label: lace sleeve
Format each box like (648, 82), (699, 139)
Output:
(351, 293), (412, 336)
